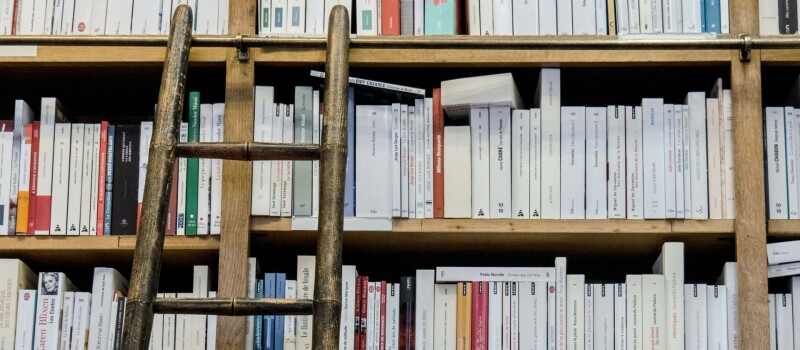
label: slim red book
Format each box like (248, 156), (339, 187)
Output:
(26, 122), (40, 235)
(381, 0), (400, 35)
(360, 276), (369, 350)
(355, 276), (363, 349)
(433, 88), (445, 218)
(472, 281), (488, 350)
(380, 281), (387, 350)
(96, 121), (108, 235)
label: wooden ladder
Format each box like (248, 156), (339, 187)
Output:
(120, 5), (351, 349)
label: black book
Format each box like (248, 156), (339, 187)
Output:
(113, 295), (127, 350)
(779, 0), (798, 34)
(399, 276), (415, 350)
(111, 125), (140, 235)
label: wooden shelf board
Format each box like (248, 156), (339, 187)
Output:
(760, 49), (800, 65)
(0, 46), (227, 66)
(768, 220), (800, 236)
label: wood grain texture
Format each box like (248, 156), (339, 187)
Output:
(731, 50), (770, 350)
(767, 220), (800, 234)
(730, 0), (757, 34)
(175, 142), (320, 160)
(0, 46), (225, 66)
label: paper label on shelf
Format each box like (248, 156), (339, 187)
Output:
(291, 216), (393, 231)
(0, 46), (37, 56)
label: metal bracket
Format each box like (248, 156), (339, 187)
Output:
(740, 34), (752, 61)
(236, 35), (249, 61)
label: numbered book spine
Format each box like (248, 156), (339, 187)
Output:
(490, 107), (511, 218)
(470, 108), (490, 219)
(586, 107), (607, 219)
(608, 106), (626, 219)
(684, 284), (707, 350)
(560, 107), (586, 219)
(186, 92), (200, 235)
(511, 109), (531, 219)
(48, 124), (70, 235)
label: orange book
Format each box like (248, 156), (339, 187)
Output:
(381, 0), (401, 35)
(457, 282), (472, 350)
(433, 88), (445, 218)
(15, 124), (33, 234)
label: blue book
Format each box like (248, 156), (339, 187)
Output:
(274, 273), (286, 350)
(700, 0), (706, 32)
(704, 0), (720, 33)
(344, 86), (356, 217)
(255, 279), (264, 350)
(264, 273), (277, 350)
(103, 125), (115, 235)
(424, 0), (457, 34)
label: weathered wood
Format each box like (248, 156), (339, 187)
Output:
(175, 142), (320, 160)
(154, 298), (314, 315)
(121, 5), (193, 350)
(311, 6), (350, 350)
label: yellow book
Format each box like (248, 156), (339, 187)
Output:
(457, 282), (472, 350)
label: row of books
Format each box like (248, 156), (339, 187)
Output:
(759, 0), (800, 35)
(768, 276), (800, 348)
(1, 94), (224, 236)
(240, 244), (740, 350)
(764, 107), (800, 220)
(767, 240), (800, 278)
(6, 0), (229, 35)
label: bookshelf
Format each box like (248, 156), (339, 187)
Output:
(0, 0), (779, 346)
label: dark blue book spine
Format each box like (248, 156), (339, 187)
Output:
(704, 0), (721, 33)
(255, 279), (264, 350)
(275, 273), (286, 350)
(103, 125), (115, 235)
(264, 273), (276, 350)
(700, 0), (706, 32)
(344, 86), (355, 216)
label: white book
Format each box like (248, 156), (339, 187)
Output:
(35, 98), (65, 235)
(585, 284), (594, 350)
(392, 104), (402, 218)
(706, 99), (723, 219)
(10, 101), (34, 234)
(674, 106), (685, 218)
(616, 0), (630, 33)
(720, 0), (729, 32)
(560, 107), (586, 219)
(14, 289), (36, 350)
(471, 108), (491, 219)
(722, 90), (734, 219)
(177, 123), (188, 235)
(791, 277), (800, 350)
(414, 0), (423, 34)
(517, 282), (535, 349)
(706, 286), (727, 350)
(252, 86), (274, 216)
(401, 104), (410, 218)
(557, 0), (573, 34)
(716, 263), (737, 350)
(174, 293), (191, 350)
(195, 0), (218, 34)
(415, 270), (435, 350)
(759, 0), (778, 34)
(566, 275), (585, 350)
(444, 126), (471, 218)
(767, 240), (800, 265)
(586, 107), (607, 219)
(340, 266), (357, 350)
(210, 103), (224, 235)
(388, 283), (400, 350)
(284, 280), (297, 350)
(59, 292), (75, 350)
(490, 107), (512, 218)
(50, 0), (64, 34)
(626, 106), (644, 219)
(530, 109), (542, 219)
(641, 275), (665, 350)
(312, 92), (321, 217)
(88, 124), (101, 236)
(572, 0), (596, 34)
(104, 0), (133, 34)
(651, 0), (663, 32)
(614, 284), (627, 350)
(0, 0), (15, 33)
(769, 294), (776, 350)
(513, 0), (538, 34)
(626, 275), (643, 350)
(652, 242), (684, 350)
(489, 282), (503, 350)
(149, 294), (163, 350)
(686, 92), (709, 219)
(663, 105), (677, 219)
(306, 0), (325, 34)
(768, 261), (800, 278)
(681, 0), (701, 32)
(271, 0), (287, 32)
(130, 0), (160, 33)
(207, 291), (217, 350)
(511, 283), (520, 350)
(33, 272), (76, 349)
(608, 106), (626, 219)
(87, 268), (129, 350)
(137, 122), (154, 235)
(535, 69), (561, 219)
(198, 106), (212, 233)
(409, 106), (416, 218)
(503, 282), (511, 350)
(433, 284), (456, 350)
(65, 124), (84, 236)
(17, 0), (47, 34)
(286, 0), (306, 33)
(627, 0), (640, 32)
(467, 0), (480, 34)
(479, 0), (494, 34)
(642, 98), (666, 219)
(548, 281), (557, 350)
(424, 98), (434, 218)
(78, 126), (94, 235)
(0, 132), (13, 234)
(682, 105), (692, 219)
(663, 0), (678, 31)
(356, 0), (377, 34)
(245, 257), (256, 350)
(0, 259), (36, 349)
(493, 0), (513, 34)
(47, 123), (72, 235)
(435, 267), (556, 283)
(191, 266), (209, 349)
(356, 106), (393, 218)
(160, 0), (173, 34)
(259, 0), (271, 33)
(415, 99), (425, 218)
(512, 110), (531, 219)
(684, 284), (707, 350)
(297, 256), (316, 350)
(638, 0), (652, 32)
(556, 257), (567, 350)
(70, 292), (91, 350)
(596, 0), (607, 34)
(777, 294), (793, 350)
(593, 284), (614, 350)
(162, 293), (176, 350)
(271, 104), (284, 216)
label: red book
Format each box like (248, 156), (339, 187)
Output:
(11, 0), (19, 34)
(381, 0), (400, 35)
(432, 88), (445, 218)
(360, 276), (369, 350)
(354, 276), (363, 349)
(472, 281), (488, 350)
(380, 281), (387, 350)
(26, 122), (40, 235)
(96, 121), (109, 235)
(164, 157), (179, 235)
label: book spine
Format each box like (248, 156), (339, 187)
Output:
(556, 0), (573, 34)
(293, 87), (314, 216)
(270, 104), (284, 217)
(136, 121), (153, 232)
(593, 284), (614, 350)
(614, 284), (626, 350)
(687, 93), (709, 219)
(58, 292), (74, 350)
(472, 282), (488, 350)
(642, 98), (666, 219)
(264, 274), (276, 350)
(413, 0), (422, 34)
(511, 109), (531, 219)
(548, 282), (557, 350)
(87, 124), (101, 236)
(78, 126), (93, 235)
(399, 276), (414, 350)
(415, 99), (425, 218)
(674, 107), (685, 218)
(111, 125), (140, 235)
(641, 275), (665, 350)
(381, 0), (399, 34)
(707, 99), (723, 219)
(380, 281), (388, 350)
(14, 289), (36, 350)
(297, 256), (316, 350)
(34, 99), (63, 235)
(488, 282), (502, 350)
(414, 270), (434, 350)
(340, 267), (355, 350)
(66, 124), (83, 236)
(479, 0), (494, 34)
(777, 294), (793, 350)
(252, 88), (272, 215)
(388, 283), (400, 350)
(255, 279), (264, 350)
(503, 283), (511, 350)
(719, 263), (738, 350)
(103, 125), (115, 235)
(572, 0), (596, 34)
(47, 124), (70, 234)
(433, 90), (445, 218)
(345, 88), (355, 216)
(682, 105), (692, 218)
(15, 124), (32, 234)
(366, 282), (375, 350)
(566, 275), (585, 350)
(626, 275), (642, 350)
(663, 105), (677, 219)
(312, 92), (320, 217)
(70, 292), (91, 350)
(400, 104), (409, 218)
(628, 0), (640, 32)
(704, 0), (721, 32)
(96, 122), (108, 234)
(470, 108), (490, 219)
(435, 267), (556, 283)
(211, 104), (224, 234)
(197, 106), (212, 233)
(186, 92), (200, 235)
(360, 276), (369, 350)
(355, 106), (393, 218)
(176, 123), (188, 235)
(684, 284), (707, 350)
(626, 106), (644, 219)
(639, 0), (652, 32)
(530, 109), (541, 219)
(560, 107), (586, 219)
(26, 123), (39, 235)
(723, 90), (735, 219)
(555, 258), (567, 350)
(586, 107), (607, 219)
(275, 274), (286, 350)
(490, 107), (511, 218)
(651, 0), (664, 32)
(537, 69), (561, 219)
(392, 103), (402, 218)
(584, 285), (593, 350)
(513, 0), (539, 34)
(492, 0), (512, 34)
(706, 286), (727, 350)
(770, 294), (777, 350)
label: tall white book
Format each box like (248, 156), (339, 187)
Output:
(586, 107), (607, 219)
(566, 275), (585, 350)
(104, 0), (133, 34)
(444, 126), (471, 218)
(682, 105), (692, 219)
(503, 282), (511, 350)
(530, 109), (542, 219)
(401, 104), (410, 218)
(770, 294), (777, 350)
(58, 292), (75, 350)
(424, 98), (434, 218)
(65, 124), (84, 235)
(33, 272), (76, 349)
(548, 281), (557, 350)
(305, 0), (324, 33)
(706, 285), (727, 350)
(593, 284), (614, 350)
(285, 280), (297, 350)
(388, 283), (400, 350)
(535, 69), (561, 219)
(642, 98), (666, 219)
(608, 106), (626, 219)
(511, 109), (531, 219)
(408, 106), (417, 218)
(471, 108), (490, 219)
(489, 282), (503, 350)
(561, 107), (586, 219)
(777, 294), (794, 350)
(614, 283), (627, 350)
(271, 0), (287, 32)
(392, 103), (402, 218)
(674, 106), (685, 218)
(626, 275), (643, 350)
(556, 257), (567, 350)
(130, 0), (160, 33)
(493, 0), (513, 34)
(198, 106), (213, 233)
(48, 124), (70, 235)
(513, 0), (538, 34)
(641, 275), (665, 350)
(355, 106), (393, 218)
(684, 284), (707, 350)
(279, 104), (292, 216)
(651, 242), (684, 350)
(572, 0), (596, 34)
(519, 282), (547, 350)
(626, 106), (644, 219)
(723, 90), (735, 219)
(706, 98), (724, 219)
(557, 0), (573, 34)
(628, 0), (640, 32)
(663, 104), (677, 219)
(87, 268), (129, 350)
(340, 265), (357, 350)
(479, 0), (494, 34)
(717, 262), (738, 350)
(87, 124), (101, 236)
(177, 123), (188, 235)
(297, 256), (316, 350)
(286, 0), (306, 33)
(210, 103), (224, 234)
(70, 292), (92, 350)
(686, 92), (709, 219)
(490, 107), (512, 218)
(415, 99), (425, 218)
(0, 132), (12, 234)
(252, 86), (274, 216)
(585, 284), (594, 350)
(10, 101), (34, 234)
(35, 98), (66, 235)
(0, 259), (36, 349)
(191, 266), (209, 349)
(616, 0), (630, 33)
(415, 270), (435, 350)
(78, 126), (94, 235)
(14, 289), (36, 350)
(137, 122), (154, 234)
(433, 284), (456, 350)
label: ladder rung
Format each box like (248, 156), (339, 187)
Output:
(153, 297), (314, 315)
(175, 142), (320, 161)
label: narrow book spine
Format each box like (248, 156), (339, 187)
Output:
(185, 91), (200, 235)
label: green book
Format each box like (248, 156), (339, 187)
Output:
(186, 91), (200, 235)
